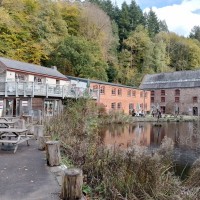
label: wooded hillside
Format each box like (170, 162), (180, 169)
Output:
(1, 0), (200, 86)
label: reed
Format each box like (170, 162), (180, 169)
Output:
(44, 99), (199, 199)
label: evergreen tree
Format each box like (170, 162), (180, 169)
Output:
(128, 0), (145, 32)
(118, 2), (130, 45)
(145, 9), (160, 38)
(189, 25), (200, 42)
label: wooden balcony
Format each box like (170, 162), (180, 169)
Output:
(0, 82), (99, 100)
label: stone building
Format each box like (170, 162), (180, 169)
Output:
(140, 70), (200, 116)
(67, 76), (151, 115)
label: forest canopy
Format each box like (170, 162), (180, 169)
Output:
(1, 0), (200, 85)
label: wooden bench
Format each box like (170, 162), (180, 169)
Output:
(0, 128), (33, 153)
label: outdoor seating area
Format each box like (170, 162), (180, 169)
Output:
(0, 117), (33, 153)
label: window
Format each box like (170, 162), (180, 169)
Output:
(140, 91), (143, 98)
(151, 90), (155, 96)
(161, 90), (165, 95)
(118, 89), (122, 96)
(34, 76), (43, 84)
(151, 97), (154, 103)
(100, 86), (105, 94)
(111, 103), (116, 109)
(117, 102), (122, 109)
(93, 85), (98, 90)
(144, 92), (148, 98)
(193, 96), (198, 103)
(16, 73), (26, 82)
(111, 88), (116, 95)
(129, 103), (134, 110)
(140, 103), (143, 109)
(132, 90), (136, 97)
(127, 90), (131, 97)
(161, 97), (165, 102)
(175, 97), (180, 103)
(175, 89), (180, 96)
(45, 100), (54, 116)
(144, 103), (147, 110)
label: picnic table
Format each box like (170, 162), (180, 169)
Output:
(0, 128), (32, 153)
(0, 117), (19, 122)
(0, 120), (17, 128)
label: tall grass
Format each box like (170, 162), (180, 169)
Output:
(44, 99), (200, 199)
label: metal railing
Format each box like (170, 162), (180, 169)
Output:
(0, 81), (99, 100)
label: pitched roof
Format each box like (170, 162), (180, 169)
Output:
(140, 69), (200, 90)
(0, 57), (67, 80)
(66, 75), (138, 89)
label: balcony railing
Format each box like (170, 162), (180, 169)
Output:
(0, 82), (99, 100)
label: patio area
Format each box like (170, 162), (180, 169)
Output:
(0, 139), (60, 200)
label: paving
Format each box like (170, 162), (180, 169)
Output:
(0, 139), (61, 200)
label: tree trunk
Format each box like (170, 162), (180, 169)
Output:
(61, 168), (83, 200)
(46, 141), (61, 166)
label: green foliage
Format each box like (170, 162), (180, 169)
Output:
(189, 25), (200, 42)
(47, 35), (108, 81)
(60, 4), (80, 35)
(144, 9), (160, 38)
(1, 0), (200, 86)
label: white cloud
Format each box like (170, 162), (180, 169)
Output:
(144, 0), (200, 36)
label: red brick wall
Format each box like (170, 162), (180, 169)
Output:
(90, 83), (151, 115)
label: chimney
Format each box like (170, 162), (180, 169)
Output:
(51, 66), (57, 70)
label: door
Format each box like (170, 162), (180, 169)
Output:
(193, 107), (198, 116)
(6, 99), (13, 116)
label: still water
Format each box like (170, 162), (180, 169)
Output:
(99, 122), (200, 165)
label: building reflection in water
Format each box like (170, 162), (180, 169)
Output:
(99, 122), (200, 150)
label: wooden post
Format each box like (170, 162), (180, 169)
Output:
(17, 119), (26, 129)
(5, 82), (8, 97)
(38, 110), (42, 125)
(46, 141), (61, 166)
(34, 125), (43, 139)
(38, 136), (51, 150)
(61, 168), (83, 200)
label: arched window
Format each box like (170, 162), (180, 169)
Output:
(111, 88), (116, 95)
(100, 86), (105, 94)
(175, 89), (180, 96)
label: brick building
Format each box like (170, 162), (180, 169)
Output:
(140, 70), (200, 116)
(67, 76), (151, 115)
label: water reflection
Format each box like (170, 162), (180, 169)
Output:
(99, 122), (200, 165)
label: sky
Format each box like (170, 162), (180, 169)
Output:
(114, 0), (200, 37)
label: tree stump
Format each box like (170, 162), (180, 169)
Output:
(17, 119), (26, 129)
(61, 168), (83, 200)
(46, 141), (61, 166)
(38, 136), (51, 150)
(34, 125), (43, 139)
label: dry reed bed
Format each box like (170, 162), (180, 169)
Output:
(44, 99), (200, 200)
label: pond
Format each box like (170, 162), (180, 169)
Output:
(99, 121), (200, 166)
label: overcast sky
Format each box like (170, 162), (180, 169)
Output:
(113, 0), (200, 37)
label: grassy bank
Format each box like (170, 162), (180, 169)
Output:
(44, 99), (200, 199)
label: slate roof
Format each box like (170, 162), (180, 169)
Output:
(140, 69), (200, 90)
(0, 57), (67, 80)
(66, 75), (138, 89)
